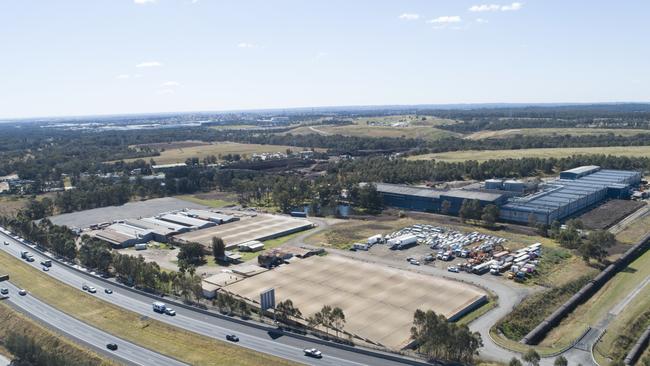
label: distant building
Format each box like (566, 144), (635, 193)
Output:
(151, 163), (187, 172)
(93, 223), (153, 248)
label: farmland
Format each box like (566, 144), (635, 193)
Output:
(121, 141), (322, 164)
(408, 145), (650, 162)
(464, 128), (650, 140)
(285, 115), (460, 141)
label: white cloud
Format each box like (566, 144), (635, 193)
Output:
(156, 89), (174, 95)
(136, 61), (163, 68)
(116, 74), (130, 79)
(161, 81), (180, 87)
(134, 0), (156, 4)
(469, 2), (523, 12)
(237, 42), (257, 49)
(501, 2), (523, 11)
(398, 13), (420, 21)
(476, 18), (489, 23)
(428, 16), (462, 24)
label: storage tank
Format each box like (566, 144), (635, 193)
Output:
(485, 179), (503, 190)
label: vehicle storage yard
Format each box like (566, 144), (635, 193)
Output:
(223, 254), (487, 350)
(173, 213), (313, 248)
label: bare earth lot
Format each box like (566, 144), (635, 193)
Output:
(464, 128), (650, 140)
(578, 199), (645, 230)
(173, 214), (313, 248)
(48, 197), (208, 228)
(224, 254), (487, 349)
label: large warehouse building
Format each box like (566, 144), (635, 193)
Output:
(500, 167), (641, 225)
(375, 166), (641, 225)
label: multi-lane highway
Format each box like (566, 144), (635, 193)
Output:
(0, 229), (430, 366)
(1, 281), (187, 366)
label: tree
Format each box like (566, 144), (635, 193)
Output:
(211, 237), (225, 261)
(440, 200), (451, 215)
(331, 306), (346, 337)
(579, 230), (616, 263)
(356, 183), (383, 213)
(553, 355), (568, 366)
(276, 299), (302, 324)
(522, 348), (540, 366)
(509, 357), (523, 366)
(410, 309), (482, 363)
(177, 242), (205, 266)
(481, 204), (499, 228)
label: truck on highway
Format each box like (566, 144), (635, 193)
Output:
(20, 251), (35, 262)
(40, 259), (52, 268)
(0, 274), (9, 282)
(153, 302), (167, 313)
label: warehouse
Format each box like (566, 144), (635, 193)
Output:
(158, 213), (215, 229)
(500, 166), (641, 225)
(140, 217), (191, 233)
(93, 223), (153, 248)
(375, 183), (507, 214)
(180, 209), (236, 224)
(124, 219), (181, 242)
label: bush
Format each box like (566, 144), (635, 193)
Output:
(496, 275), (593, 340)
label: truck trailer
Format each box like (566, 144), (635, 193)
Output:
(387, 234), (418, 250)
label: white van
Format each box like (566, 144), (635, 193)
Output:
(152, 302), (166, 313)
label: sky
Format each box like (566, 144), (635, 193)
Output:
(0, 0), (648, 118)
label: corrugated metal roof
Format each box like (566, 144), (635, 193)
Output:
(441, 190), (505, 202)
(561, 165), (600, 175)
(375, 183), (442, 199)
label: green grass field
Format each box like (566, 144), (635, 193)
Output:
(285, 115), (460, 141)
(0, 302), (117, 366)
(237, 230), (309, 262)
(121, 141), (322, 164)
(176, 193), (237, 208)
(408, 145), (650, 162)
(540, 250), (650, 348)
(616, 213), (650, 244)
(464, 128), (650, 140)
(0, 250), (298, 366)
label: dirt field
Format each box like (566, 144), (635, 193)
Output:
(408, 146), (650, 162)
(464, 128), (650, 140)
(578, 200), (645, 230)
(134, 140), (211, 150)
(123, 142), (323, 164)
(616, 212), (650, 244)
(177, 191), (238, 208)
(223, 254), (487, 349)
(173, 214), (313, 248)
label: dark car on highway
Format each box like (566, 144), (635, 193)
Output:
(226, 334), (239, 342)
(106, 343), (118, 351)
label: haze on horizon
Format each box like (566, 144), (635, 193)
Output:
(1, 0), (648, 119)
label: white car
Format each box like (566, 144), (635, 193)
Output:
(88, 286), (97, 293)
(447, 266), (459, 273)
(164, 308), (176, 316)
(304, 348), (322, 358)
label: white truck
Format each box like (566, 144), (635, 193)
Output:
(20, 251), (35, 262)
(387, 234), (418, 250)
(367, 234), (383, 245)
(152, 302), (176, 316)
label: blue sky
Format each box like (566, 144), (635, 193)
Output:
(0, 0), (648, 118)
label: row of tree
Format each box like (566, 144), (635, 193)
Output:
(410, 309), (482, 363)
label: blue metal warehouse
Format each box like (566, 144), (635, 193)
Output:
(375, 183), (507, 214)
(500, 167), (641, 225)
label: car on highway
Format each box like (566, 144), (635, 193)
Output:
(82, 284), (89, 291)
(226, 334), (239, 342)
(164, 307), (176, 316)
(42, 267), (49, 272)
(3, 241), (8, 245)
(106, 343), (118, 351)
(304, 348), (322, 358)
(0, 288), (8, 295)
(447, 266), (460, 273)
(88, 286), (97, 293)
(18, 289), (27, 296)
(104, 288), (113, 294)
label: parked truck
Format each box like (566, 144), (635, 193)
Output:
(367, 234), (383, 245)
(387, 234), (418, 250)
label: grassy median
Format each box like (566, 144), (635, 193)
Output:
(0, 301), (117, 366)
(0, 250), (299, 366)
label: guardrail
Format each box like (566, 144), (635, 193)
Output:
(0, 227), (436, 366)
(522, 233), (650, 345)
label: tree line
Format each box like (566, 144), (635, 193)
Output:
(410, 309), (482, 363)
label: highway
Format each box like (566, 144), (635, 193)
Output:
(0, 229), (431, 366)
(1, 281), (187, 366)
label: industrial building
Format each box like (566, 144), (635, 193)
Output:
(158, 213), (215, 229)
(180, 209), (236, 224)
(500, 167), (641, 225)
(123, 219), (182, 242)
(375, 166), (641, 225)
(375, 183), (507, 214)
(93, 223), (153, 248)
